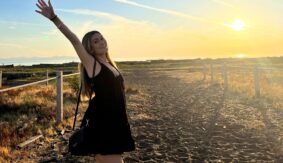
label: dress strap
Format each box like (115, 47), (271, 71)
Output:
(89, 58), (96, 102)
(92, 57), (97, 78)
(97, 58), (121, 76)
(105, 60), (121, 75)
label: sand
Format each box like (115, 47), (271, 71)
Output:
(19, 68), (283, 162)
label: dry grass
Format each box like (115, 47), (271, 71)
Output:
(0, 146), (10, 159)
(209, 67), (283, 110)
(0, 76), (79, 161)
(163, 65), (282, 111)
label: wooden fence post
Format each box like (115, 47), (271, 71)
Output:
(210, 64), (214, 83)
(56, 71), (63, 123)
(222, 63), (228, 91)
(254, 66), (260, 98)
(46, 70), (49, 86)
(0, 71), (2, 88)
(203, 64), (206, 80)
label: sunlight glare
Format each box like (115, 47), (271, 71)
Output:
(224, 19), (246, 31)
(234, 53), (247, 58)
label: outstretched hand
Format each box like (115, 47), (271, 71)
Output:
(35, 0), (56, 20)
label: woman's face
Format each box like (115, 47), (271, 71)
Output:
(90, 33), (108, 56)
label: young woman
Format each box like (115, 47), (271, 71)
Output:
(35, 0), (135, 162)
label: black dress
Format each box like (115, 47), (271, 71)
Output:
(80, 60), (135, 155)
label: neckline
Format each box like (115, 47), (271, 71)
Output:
(100, 62), (121, 78)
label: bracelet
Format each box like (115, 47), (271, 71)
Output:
(50, 15), (57, 21)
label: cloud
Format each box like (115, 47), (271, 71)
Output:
(56, 8), (159, 37)
(0, 20), (51, 27)
(41, 29), (59, 36)
(35, 7), (236, 59)
(0, 42), (50, 56)
(113, 0), (217, 24)
(0, 43), (24, 48)
(210, 0), (235, 8)
(9, 26), (16, 29)
(52, 8), (196, 59)
(57, 8), (146, 25)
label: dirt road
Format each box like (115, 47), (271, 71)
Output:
(26, 69), (283, 162)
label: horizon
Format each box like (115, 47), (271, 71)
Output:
(0, 0), (283, 62)
(1, 55), (282, 66)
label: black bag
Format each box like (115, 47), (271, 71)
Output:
(68, 125), (88, 155)
(68, 61), (96, 156)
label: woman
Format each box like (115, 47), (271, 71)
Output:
(35, 0), (136, 162)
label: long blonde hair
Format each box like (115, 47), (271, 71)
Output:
(79, 31), (118, 101)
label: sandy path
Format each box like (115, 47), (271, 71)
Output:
(123, 69), (283, 162)
(23, 69), (283, 162)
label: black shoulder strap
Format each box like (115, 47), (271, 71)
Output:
(88, 59), (97, 104)
(72, 59), (97, 130)
(72, 81), (82, 130)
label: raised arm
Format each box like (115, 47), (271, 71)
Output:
(35, 0), (95, 76)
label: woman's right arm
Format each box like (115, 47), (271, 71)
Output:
(35, 0), (95, 75)
(51, 16), (95, 67)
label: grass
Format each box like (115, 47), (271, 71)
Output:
(0, 58), (282, 161)
(210, 67), (283, 110)
(0, 74), (81, 160)
(0, 70), (137, 161)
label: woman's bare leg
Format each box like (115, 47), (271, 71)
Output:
(95, 154), (124, 163)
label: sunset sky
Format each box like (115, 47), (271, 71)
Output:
(0, 0), (283, 63)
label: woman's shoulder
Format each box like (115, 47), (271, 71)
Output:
(86, 58), (102, 79)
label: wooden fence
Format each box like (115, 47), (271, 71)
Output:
(0, 70), (79, 123)
(0, 64), (282, 123)
(203, 63), (283, 98)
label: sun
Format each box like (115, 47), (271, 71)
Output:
(224, 19), (246, 31)
(234, 53), (247, 58)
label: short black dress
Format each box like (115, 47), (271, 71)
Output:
(80, 60), (135, 155)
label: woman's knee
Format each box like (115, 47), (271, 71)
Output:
(95, 154), (123, 163)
